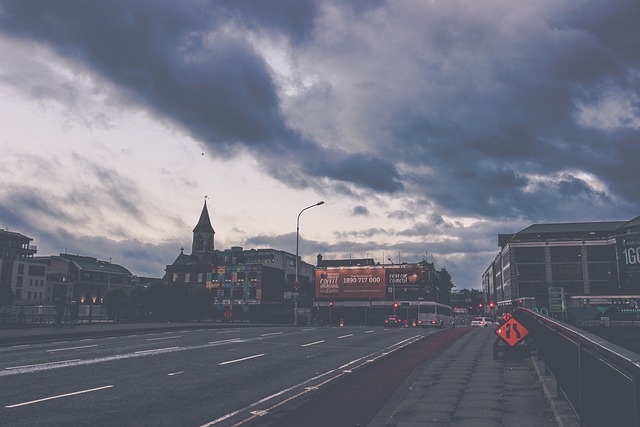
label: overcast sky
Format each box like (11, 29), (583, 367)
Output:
(1, 0), (639, 290)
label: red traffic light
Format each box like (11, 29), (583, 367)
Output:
(329, 301), (333, 307)
(489, 302), (495, 308)
(479, 303), (483, 308)
(393, 301), (399, 308)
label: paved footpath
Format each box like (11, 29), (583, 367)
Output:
(370, 327), (559, 427)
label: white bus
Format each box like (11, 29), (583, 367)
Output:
(417, 301), (454, 328)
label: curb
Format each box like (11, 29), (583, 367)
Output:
(531, 353), (580, 427)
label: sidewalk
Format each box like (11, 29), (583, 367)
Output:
(369, 327), (579, 427)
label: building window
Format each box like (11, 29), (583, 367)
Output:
(515, 247), (545, 263)
(16, 276), (22, 287)
(587, 245), (616, 262)
(550, 246), (582, 262)
(173, 273), (179, 283)
(185, 273), (191, 283)
(551, 264), (583, 281)
(198, 273), (203, 283)
(18, 263), (24, 274)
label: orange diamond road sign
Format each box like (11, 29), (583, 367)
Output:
(495, 318), (529, 346)
(502, 313), (513, 322)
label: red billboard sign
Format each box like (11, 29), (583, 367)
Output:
(316, 268), (386, 299)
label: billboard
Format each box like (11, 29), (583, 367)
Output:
(316, 268), (386, 299)
(386, 268), (425, 299)
(617, 233), (640, 286)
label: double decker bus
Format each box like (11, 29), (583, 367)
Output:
(417, 301), (454, 328)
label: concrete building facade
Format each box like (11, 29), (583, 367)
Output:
(483, 217), (640, 311)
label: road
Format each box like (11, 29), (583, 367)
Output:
(0, 325), (443, 426)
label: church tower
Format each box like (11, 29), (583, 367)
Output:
(192, 199), (215, 262)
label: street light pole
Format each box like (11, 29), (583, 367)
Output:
(295, 201), (325, 326)
(388, 258), (396, 314)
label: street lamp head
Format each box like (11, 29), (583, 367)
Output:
(317, 201), (325, 206)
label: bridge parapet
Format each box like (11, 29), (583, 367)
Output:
(515, 308), (640, 427)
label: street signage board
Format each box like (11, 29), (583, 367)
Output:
(548, 287), (565, 312)
(495, 318), (529, 346)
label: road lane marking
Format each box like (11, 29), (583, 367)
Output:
(364, 330), (375, 333)
(216, 330), (237, 334)
(5, 359), (81, 370)
(0, 338), (245, 377)
(134, 346), (180, 355)
(219, 354), (265, 366)
(10, 344), (31, 349)
(47, 344), (98, 353)
(168, 371), (184, 376)
(338, 334), (353, 339)
(200, 369), (337, 426)
(208, 338), (241, 345)
(260, 332), (283, 337)
(6, 385), (113, 408)
(301, 340), (325, 347)
(146, 336), (181, 341)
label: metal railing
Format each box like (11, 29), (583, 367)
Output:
(514, 308), (640, 427)
(0, 305), (109, 325)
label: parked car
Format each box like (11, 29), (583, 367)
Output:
(470, 316), (497, 327)
(384, 315), (402, 327)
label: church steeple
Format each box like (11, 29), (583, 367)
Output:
(192, 198), (215, 259)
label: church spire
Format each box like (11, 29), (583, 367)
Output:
(192, 197), (215, 257)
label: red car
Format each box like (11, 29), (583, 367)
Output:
(384, 315), (402, 327)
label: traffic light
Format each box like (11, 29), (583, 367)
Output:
(393, 301), (399, 309)
(479, 303), (483, 308)
(329, 301), (333, 308)
(489, 302), (495, 309)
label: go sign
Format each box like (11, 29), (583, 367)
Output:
(495, 318), (529, 347)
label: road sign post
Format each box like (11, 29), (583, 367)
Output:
(548, 287), (565, 313)
(493, 317), (531, 360)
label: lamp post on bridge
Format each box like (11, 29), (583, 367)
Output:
(295, 201), (324, 326)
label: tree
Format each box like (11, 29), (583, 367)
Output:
(104, 288), (128, 321)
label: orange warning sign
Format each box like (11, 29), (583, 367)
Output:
(502, 312), (513, 322)
(495, 318), (529, 346)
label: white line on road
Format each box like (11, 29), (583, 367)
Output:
(168, 371), (184, 376)
(10, 344), (31, 349)
(338, 334), (354, 339)
(6, 385), (113, 408)
(260, 332), (283, 337)
(47, 344), (98, 353)
(364, 330), (375, 333)
(301, 340), (325, 347)
(199, 369), (337, 426)
(146, 336), (181, 341)
(134, 347), (180, 355)
(219, 354), (265, 366)
(216, 330), (237, 334)
(5, 359), (81, 370)
(208, 338), (241, 345)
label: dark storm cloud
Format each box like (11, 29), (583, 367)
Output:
(3, 0), (640, 289)
(352, 205), (369, 216)
(0, 0), (402, 194)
